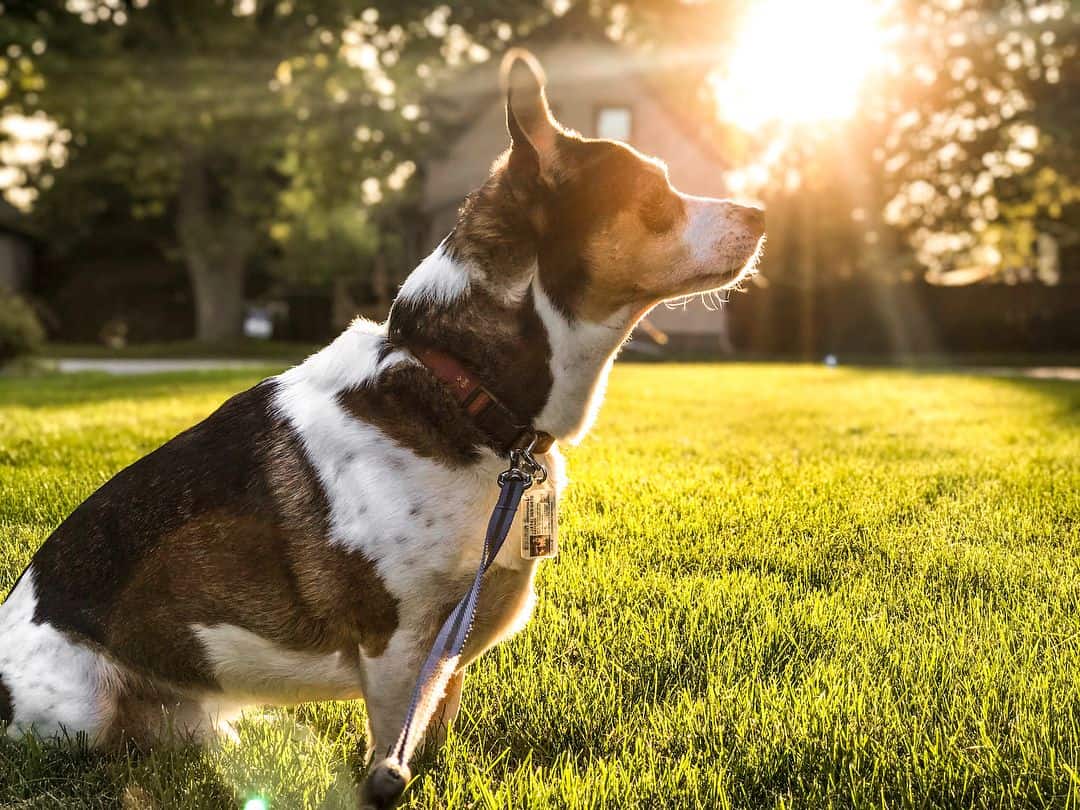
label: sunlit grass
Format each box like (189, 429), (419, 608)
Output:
(1, 365), (1078, 808)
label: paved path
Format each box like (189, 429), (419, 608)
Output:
(52, 358), (1080, 381)
(960, 366), (1080, 382)
(55, 358), (276, 375)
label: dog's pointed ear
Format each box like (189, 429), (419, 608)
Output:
(501, 49), (559, 185)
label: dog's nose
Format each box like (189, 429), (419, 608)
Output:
(737, 204), (765, 232)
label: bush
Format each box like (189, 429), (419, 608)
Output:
(0, 293), (45, 365)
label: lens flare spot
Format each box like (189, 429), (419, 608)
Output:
(711, 0), (892, 131)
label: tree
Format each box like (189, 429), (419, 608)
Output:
(0, 1), (559, 341)
(882, 0), (1079, 285)
(628, 0), (1077, 290)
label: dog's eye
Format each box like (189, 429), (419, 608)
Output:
(639, 185), (680, 233)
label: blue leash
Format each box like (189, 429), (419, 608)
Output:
(368, 447), (546, 806)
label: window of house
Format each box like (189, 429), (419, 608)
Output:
(596, 106), (633, 142)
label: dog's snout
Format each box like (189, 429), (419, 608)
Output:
(736, 204), (765, 232)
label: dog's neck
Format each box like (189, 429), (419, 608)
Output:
(530, 280), (636, 443)
(389, 240), (638, 447)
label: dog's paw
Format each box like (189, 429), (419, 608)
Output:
(360, 758), (411, 809)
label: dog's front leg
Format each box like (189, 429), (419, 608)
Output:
(359, 633), (463, 808)
(424, 667), (464, 751)
(361, 662), (465, 759)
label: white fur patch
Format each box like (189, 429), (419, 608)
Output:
(0, 570), (117, 741)
(682, 194), (727, 265)
(533, 282), (635, 444)
(276, 317), (398, 404)
(272, 330), (532, 635)
(192, 624), (364, 703)
(396, 240), (469, 307)
(680, 193), (763, 278)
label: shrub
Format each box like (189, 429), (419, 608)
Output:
(0, 293), (45, 365)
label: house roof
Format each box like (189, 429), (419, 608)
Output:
(423, 12), (730, 170)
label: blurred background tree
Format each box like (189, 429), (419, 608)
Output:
(0, 0), (1076, 349)
(663, 0), (1079, 287)
(623, 0), (1077, 355)
(883, 0), (1078, 286)
(0, 0), (553, 340)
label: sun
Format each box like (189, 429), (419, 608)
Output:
(710, 0), (892, 132)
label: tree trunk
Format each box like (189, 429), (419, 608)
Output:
(177, 153), (253, 343)
(797, 192), (817, 361)
(188, 254), (247, 343)
(372, 253), (391, 317)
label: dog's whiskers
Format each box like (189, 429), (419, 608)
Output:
(663, 295), (693, 311)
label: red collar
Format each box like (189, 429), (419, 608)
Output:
(410, 345), (554, 456)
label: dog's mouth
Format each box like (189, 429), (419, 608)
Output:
(662, 231), (766, 308)
(719, 231), (766, 289)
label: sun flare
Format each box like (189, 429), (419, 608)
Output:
(711, 0), (891, 132)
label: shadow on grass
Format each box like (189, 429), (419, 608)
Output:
(0, 714), (373, 810)
(2, 365), (1076, 420)
(0, 732), (241, 810)
(979, 376), (1080, 428)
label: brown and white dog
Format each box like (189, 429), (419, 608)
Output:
(0, 50), (763, 804)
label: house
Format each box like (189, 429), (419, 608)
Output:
(417, 21), (736, 352)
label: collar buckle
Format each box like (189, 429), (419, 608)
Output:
(498, 439), (547, 487)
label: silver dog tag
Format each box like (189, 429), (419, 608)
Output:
(521, 480), (558, 559)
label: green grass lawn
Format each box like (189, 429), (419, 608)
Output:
(1, 365), (1078, 809)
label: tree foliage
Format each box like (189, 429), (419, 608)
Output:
(1, 0), (1075, 347)
(641, 0), (1079, 288)
(0, 0), (561, 339)
(882, 0), (1079, 285)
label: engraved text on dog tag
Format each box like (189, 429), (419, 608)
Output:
(521, 481), (558, 559)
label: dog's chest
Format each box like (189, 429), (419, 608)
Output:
(328, 447), (505, 601)
(276, 371), (563, 631)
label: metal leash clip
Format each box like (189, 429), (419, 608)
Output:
(498, 435), (548, 488)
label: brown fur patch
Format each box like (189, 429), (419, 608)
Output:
(28, 380), (399, 693)
(337, 366), (485, 468)
(578, 207), (693, 322)
(445, 156), (540, 284)
(385, 286), (554, 458)
(537, 138), (692, 322)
